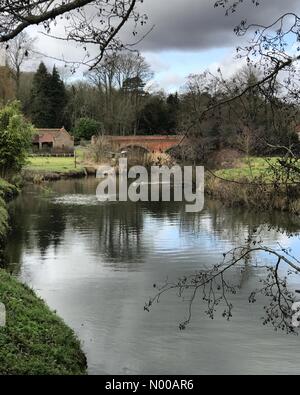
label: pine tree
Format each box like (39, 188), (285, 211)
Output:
(122, 76), (146, 96)
(30, 63), (68, 128)
(49, 66), (68, 128)
(166, 93), (180, 131)
(30, 62), (52, 128)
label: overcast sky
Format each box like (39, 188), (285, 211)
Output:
(25, 0), (300, 92)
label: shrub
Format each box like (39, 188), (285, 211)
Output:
(145, 152), (176, 167)
(74, 118), (102, 141)
(0, 101), (33, 179)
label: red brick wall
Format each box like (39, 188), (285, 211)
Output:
(101, 136), (182, 153)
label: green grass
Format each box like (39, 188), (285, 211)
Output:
(0, 177), (87, 375)
(26, 156), (84, 173)
(0, 270), (87, 375)
(0, 179), (19, 201)
(0, 197), (8, 244)
(207, 156), (300, 212)
(75, 147), (87, 162)
(213, 156), (280, 181)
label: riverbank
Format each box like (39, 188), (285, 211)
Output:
(0, 178), (87, 375)
(22, 168), (87, 182)
(0, 179), (18, 244)
(206, 157), (300, 214)
(23, 156), (87, 182)
(0, 270), (87, 375)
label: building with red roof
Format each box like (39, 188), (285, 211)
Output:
(33, 127), (74, 154)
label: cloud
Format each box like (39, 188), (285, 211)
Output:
(124, 0), (300, 52)
(20, 0), (300, 89)
(158, 72), (186, 92)
(30, 0), (300, 63)
(143, 53), (170, 73)
(207, 50), (247, 78)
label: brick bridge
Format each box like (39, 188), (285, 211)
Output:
(92, 135), (184, 153)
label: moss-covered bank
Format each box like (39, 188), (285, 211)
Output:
(0, 179), (19, 244)
(0, 179), (87, 375)
(0, 270), (87, 375)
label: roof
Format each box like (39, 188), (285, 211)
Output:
(33, 127), (73, 143)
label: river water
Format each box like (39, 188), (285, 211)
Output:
(4, 178), (300, 375)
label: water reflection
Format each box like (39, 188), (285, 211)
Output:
(4, 178), (300, 374)
(7, 179), (300, 268)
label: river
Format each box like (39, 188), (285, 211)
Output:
(4, 177), (300, 375)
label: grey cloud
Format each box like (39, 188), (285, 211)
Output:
(26, 0), (300, 77)
(122, 0), (300, 51)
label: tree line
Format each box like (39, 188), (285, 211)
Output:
(0, 38), (299, 161)
(1, 47), (181, 139)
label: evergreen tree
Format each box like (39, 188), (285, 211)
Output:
(30, 63), (68, 128)
(122, 76), (146, 96)
(138, 95), (170, 134)
(30, 62), (52, 128)
(166, 93), (180, 131)
(49, 66), (68, 128)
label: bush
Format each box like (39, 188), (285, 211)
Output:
(89, 136), (112, 163)
(145, 152), (176, 167)
(0, 101), (33, 179)
(0, 179), (19, 246)
(74, 118), (102, 141)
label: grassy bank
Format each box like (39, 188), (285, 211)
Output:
(213, 157), (278, 181)
(0, 270), (87, 375)
(23, 156), (86, 181)
(0, 180), (18, 244)
(0, 178), (87, 375)
(27, 156), (82, 172)
(207, 156), (300, 213)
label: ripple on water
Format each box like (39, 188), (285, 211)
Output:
(52, 194), (118, 206)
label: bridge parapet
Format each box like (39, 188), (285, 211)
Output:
(92, 135), (184, 153)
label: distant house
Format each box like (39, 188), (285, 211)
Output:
(33, 127), (74, 154)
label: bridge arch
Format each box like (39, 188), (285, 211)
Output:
(119, 144), (151, 154)
(92, 135), (184, 154)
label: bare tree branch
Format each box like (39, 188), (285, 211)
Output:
(0, 1), (143, 68)
(146, 237), (300, 333)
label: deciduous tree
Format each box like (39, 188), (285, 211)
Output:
(0, 1), (144, 69)
(3, 32), (37, 98)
